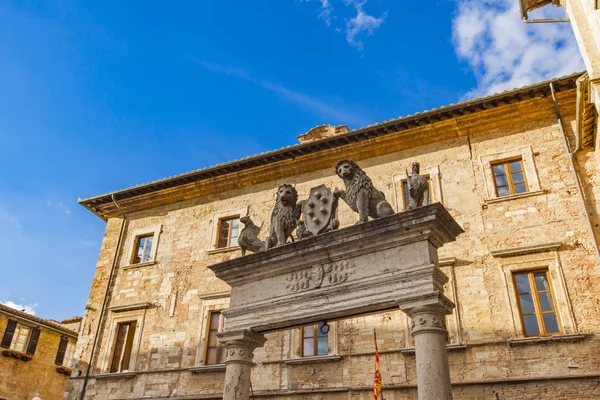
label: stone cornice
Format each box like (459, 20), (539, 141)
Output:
(490, 242), (561, 258)
(79, 74), (581, 220)
(108, 302), (153, 312)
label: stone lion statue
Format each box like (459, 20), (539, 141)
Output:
(334, 160), (395, 224)
(266, 184), (303, 249)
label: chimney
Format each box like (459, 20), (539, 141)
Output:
(297, 125), (350, 144)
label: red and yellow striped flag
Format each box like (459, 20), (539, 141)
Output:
(374, 328), (382, 400)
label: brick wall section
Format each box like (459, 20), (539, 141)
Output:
(66, 90), (600, 399)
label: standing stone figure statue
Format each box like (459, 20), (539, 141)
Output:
(265, 184), (303, 249)
(406, 162), (429, 209)
(333, 160), (395, 224)
(238, 216), (265, 256)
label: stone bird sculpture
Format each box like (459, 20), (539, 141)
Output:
(406, 162), (429, 210)
(238, 216), (265, 256)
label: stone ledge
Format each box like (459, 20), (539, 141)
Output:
(122, 260), (156, 270)
(400, 343), (467, 355)
(189, 364), (226, 373)
(206, 246), (241, 255)
(507, 333), (589, 346)
(439, 257), (456, 267)
(93, 371), (136, 379)
(483, 189), (546, 205)
(108, 302), (153, 312)
(491, 242), (562, 258)
(283, 355), (342, 365)
(198, 290), (230, 300)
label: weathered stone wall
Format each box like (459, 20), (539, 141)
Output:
(66, 91), (600, 399)
(0, 313), (73, 400)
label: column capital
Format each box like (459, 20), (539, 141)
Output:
(217, 330), (266, 366)
(406, 305), (449, 337)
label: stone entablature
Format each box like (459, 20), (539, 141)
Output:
(210, 204), (461, 333)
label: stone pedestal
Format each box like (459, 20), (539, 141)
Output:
(405, 305), (453, 400)
(217, 330), (266, 400)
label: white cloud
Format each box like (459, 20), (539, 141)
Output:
(1, 300), (38, 315)
(344, 0), (386, 50)
(188, 57), (368, 126)
(299, 0), (385, 50)
(452, 0), (584, 98)
(299, 0), (334, 26)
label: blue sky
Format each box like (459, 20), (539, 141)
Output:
(0, 0), (582, 320)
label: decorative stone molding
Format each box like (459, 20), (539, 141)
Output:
(189, 364), (227, 373)
(108, 302), (152, 313)
(490, 242), (561, 257)
(507, 333), (589, 347)
(93, 372), (136, 379)
(482, 189), (546, 205)
(283, 355), (342, 365)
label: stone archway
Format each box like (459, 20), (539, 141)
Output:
(209, 203), (463, 400)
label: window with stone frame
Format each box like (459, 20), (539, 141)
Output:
(217, 216), (241, 249)
(513, 269), (562, 336)
(205, 311), (226, 365)
(301, 323), (328, 357)
(491, 158), (529, 197)
(401, 176), (432, 211)
(55, 337), (75, 367)
(1, 320), (40, 355)
(131, 234), (154, 264)
(109, 321), (136, 373)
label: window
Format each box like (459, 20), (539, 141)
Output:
(302, 323), (328, 357)
(55, 337), (75, 367)
(513, 270), (561, 336)
(110, 321), (136, 373)
(217, 217), (240, 248)
(1, 320), (40, 355)
(402, 177), (432, 210)
(205, 311), (225, 365)
(492, 159), (528, 197)
(132, 234), (154, 264)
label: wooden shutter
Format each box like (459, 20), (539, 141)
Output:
(55, 337), (69, 365)
(1, 320), (17, 348)
(26, 327), (41, 355)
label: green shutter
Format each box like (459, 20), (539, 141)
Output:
(55, 337), (69, 365)
(26, 327), (41, 355)
(1, 320), (17, 348)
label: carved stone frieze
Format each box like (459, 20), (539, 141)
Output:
(285, 260), (356, 293)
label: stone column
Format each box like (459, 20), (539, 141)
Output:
(407, 305), (453, 400)
(217, 330), (267, 400)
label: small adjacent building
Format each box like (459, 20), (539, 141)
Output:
(0, 304), (80, 400)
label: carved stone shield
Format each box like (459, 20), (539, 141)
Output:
(302, 185), (337, 236)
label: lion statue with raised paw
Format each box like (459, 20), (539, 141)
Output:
(266, 184), (303, 249)
(334, 160), (395, 224)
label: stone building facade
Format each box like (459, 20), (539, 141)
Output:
(0, 304), (79, 400)
(67, 72), (600, 399)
